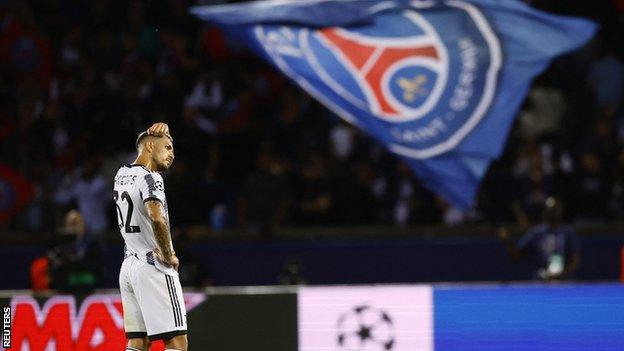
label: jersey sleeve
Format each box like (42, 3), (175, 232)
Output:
(139, 172), (166, 204)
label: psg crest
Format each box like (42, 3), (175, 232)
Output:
(254, 0), (501, 159)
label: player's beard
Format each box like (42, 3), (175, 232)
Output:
(155, 159), (171, 172)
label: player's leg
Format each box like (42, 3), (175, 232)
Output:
(163, 334), (188, 351)
(125, 336), (149, 351)
(120, 258), (149, 350)
(136, 263), (188, 350)
(162, 272), (188, 350)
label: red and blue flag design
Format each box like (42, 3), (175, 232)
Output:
(191, 0), (596, 209)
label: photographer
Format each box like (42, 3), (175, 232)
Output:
(499, 197), (581, 281)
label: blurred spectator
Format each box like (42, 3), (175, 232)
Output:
(548, 147), (575, 220)
(518, 86), (566, 139)
(238, 143), (292, 237)
(513, 150), (550, 227)
(0, 1), (54, 86)
(278, 256), (306, 285)
(390, 163), (417, 226)
(329, 123), (356, 161)
(48, 210), (103, 293)
(29, 251), (51, 292)
(294, 152), (332, 225)
(54, 157), (110, 236)
(587, 44), (623, 112)
(574, 151), (610, 223)
(499, 197), (581, 281)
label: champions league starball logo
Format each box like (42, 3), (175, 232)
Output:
(336, 305), (395, 351)
(154, 179), (164, 192)
(254, 0), (501, 159)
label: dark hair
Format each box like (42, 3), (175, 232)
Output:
(135, 131), (173, 151)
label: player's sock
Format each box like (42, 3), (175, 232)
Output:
(125, 348), (141, 351)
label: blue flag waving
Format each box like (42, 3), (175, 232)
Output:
(192, 0), (596, 209)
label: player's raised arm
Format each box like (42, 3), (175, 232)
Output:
(145, 199), (179, 270)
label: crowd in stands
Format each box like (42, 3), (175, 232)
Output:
(1, 0), (623, 238)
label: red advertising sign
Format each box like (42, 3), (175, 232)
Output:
(3, 293), (205, 351)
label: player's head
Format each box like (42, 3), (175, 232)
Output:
(135, 131), (175, 171)
(63, 210), (85, 237)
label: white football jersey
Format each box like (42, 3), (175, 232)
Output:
(113, 164), (176, 275)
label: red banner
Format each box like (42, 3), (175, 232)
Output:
(5, 293), (205, 351)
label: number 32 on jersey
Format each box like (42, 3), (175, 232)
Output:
(113, 190), (141, 233)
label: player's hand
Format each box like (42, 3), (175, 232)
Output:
(154, 247), (179, 271)
(147, 122), (170, 137)
(167, 255), (180, 271)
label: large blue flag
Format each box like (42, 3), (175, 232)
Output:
(191, 0), (596, 209)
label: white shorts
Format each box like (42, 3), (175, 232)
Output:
(119, 255), (187, 341)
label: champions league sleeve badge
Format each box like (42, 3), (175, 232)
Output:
(192, 0), (596, 209)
